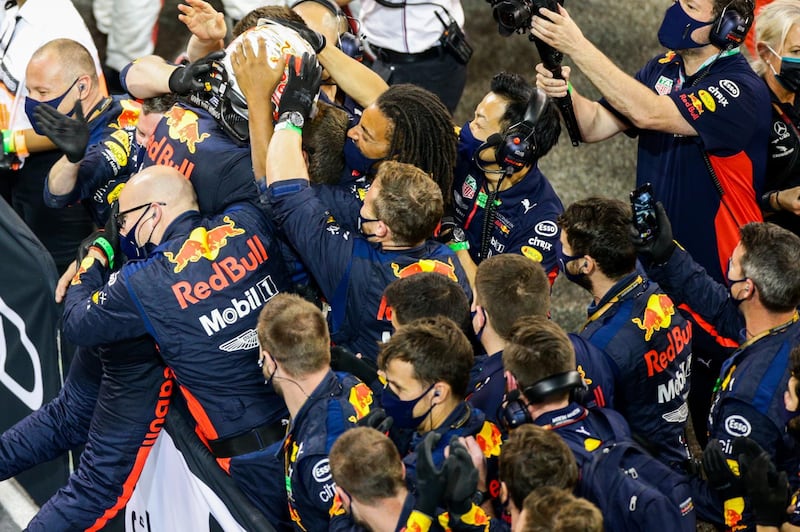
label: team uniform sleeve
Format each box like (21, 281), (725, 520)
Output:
(267, 180), (354, 298)
(62, 260), (148, 346)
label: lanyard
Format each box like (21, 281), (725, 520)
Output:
(712, 311), (799, 394)
(677, 47), (740, 89)
(582, 275), (645, 330)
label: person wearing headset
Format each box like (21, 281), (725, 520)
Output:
(752, 0), (800, 235)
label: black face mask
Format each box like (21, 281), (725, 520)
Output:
(768, 45), (800, 93)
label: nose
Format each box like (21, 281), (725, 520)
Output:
(347, 125), (360, 141)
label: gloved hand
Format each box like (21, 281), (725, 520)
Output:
(356, 407), (393, 434)
(414, 432), (447, 517)
(444, 437), (479, 517)
(32, 101), (89, 163)
(278, 53), (322, 122)
(330, 345), (379, 387)
(168, 50), (226, 94)
(630, 201), (676, 265)
(702, 439), (743, 501)
(77, 202), (121, 269)
(266, 18), (326, 54)
(734, 437), (791, 528)
(101, 201), (121, 266)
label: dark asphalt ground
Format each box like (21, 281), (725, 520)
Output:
(1, 1), (705, 530)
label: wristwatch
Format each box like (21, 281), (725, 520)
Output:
(452, 227), (467, 243)
(277, 111), (305, 129)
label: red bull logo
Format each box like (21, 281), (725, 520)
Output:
(632, 293), (675, 341)
(659, 51), (677, 63)
(391, 258), (458, 282)
(347, 383), (373, 422)
(110, 99), (141, 130)
(70, 255), (95, 285)
(475, 421), (503, 458)
(687, 93), (704, 115)
(405, 511), (432, 532)
(165, 106), (210, 154)
(723, 497), (745, 529)
(147, 135), (196, 179)
(328, 493), (346, 517)
(164, 216), (245, 273)
(643, 321), (692, 377)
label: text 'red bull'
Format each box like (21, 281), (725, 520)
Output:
(171, 235), (269, 309)
(391, 258), (458, 282)
(644, 321), (692, 377)
(164, 216), (246, 273)
(632, 293), (676, 342)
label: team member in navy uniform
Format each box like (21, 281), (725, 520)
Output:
(638, 207), (800, 530)
(262, 54), (470, 363)
(558, 197), (693, 468)
(62, 165), (294, 523)
(502, 316), (696, 532)
(451, 76), (563, 285)
(257, 293), (373, 531)
(753, 1), (800, 235)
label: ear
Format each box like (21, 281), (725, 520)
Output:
(499, 481), (509, 505)
(581, 255), (596, 275)
(504, 370), (518, 392)
(431, 383), (448, 404)
(374, 219), (390, 239)
(334, 485), (352, 513)
(755, 41), (772, 62)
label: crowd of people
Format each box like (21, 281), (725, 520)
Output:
(2, 0), (800, 530)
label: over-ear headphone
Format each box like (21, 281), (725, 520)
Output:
(290, 0), (364, 61)
(476, 87), (549, 177)
(498, 371), (587, 430)
(709, 0), (753, 50)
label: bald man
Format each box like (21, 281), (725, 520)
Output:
(63, 164), (294, 524)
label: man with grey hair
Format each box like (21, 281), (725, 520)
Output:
(638, 208), (800, 530)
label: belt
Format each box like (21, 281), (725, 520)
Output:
(371, 44), (443, 64)
(207, 420), (286, 458)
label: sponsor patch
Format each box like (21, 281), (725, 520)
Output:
(697, 90), (716, 112)
(654, 75), (674, 95)
(719, 79), (740, 98)
(462, 175), (477, 199)
(534, 220), (558, 237)
(724, 415), (751, 437)
(312, 458), (332, 482)
(521, 245), (543, 262)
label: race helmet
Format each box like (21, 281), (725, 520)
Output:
(186, 19), (317, 145)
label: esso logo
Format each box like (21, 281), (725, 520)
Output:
(312, 458), (332, 482)
(534, 221), (558, 238)
(724, 415), (751, 437)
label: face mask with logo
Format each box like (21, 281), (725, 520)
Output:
(119, 204), (158, 260)
(24, 78), (80, 135)
(657, 2), (713, 50)
(380, 383), (435, 429)
(767, 45), (800, 93)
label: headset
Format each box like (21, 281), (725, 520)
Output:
(709, 0), (754, 50)
(474, 87), (549, 177)
(499, 370), (587, 430)
(290, 0), (364, 61)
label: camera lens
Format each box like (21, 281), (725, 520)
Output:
(494, 0), (534, 33)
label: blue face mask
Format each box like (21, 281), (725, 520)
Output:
(119, 204), (157, 261)
(556, 242), (587, 284)
(460, 120), (484, 155)
(358, 213), (380, 239)
(344, 137), (383, 177)
(657, 2), (713, 50)
(25, 78), (80, 135)
(380, 383), (435, 429)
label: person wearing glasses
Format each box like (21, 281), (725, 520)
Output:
(62, 164), (295, 526)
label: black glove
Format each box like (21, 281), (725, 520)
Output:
(414, 432), (447, 518)
(434, 215), (457, 244)
(702, 439), (743, 501)
(631, 201), (676, 265)
(77, 202), (121, 269)
(101, 201), (121, 266)
(168, 50), (226, 95)
(278, 53), (322, 122)
(357, 407), (393, 434)
(33, 100), (89, 163)
(734, 437), (791, 528)
(265, 18), (326, 54)
(330, 345), (379, 387)
(444, 437), (479, 517)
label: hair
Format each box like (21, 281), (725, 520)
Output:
(752, 0), (800, 75)
(475, 254), (550, 339)
(373, 160), (443, 244)
(503, 316), (575, 401)
(377, 316), (473, 399)
(788, 345), (800, 439)
(256, 293), (331, 377)
(375, 84), (457, 207)
(142, 94), (178, 115)
(329, 427), (406, 505)
(33, 39), (98, 86)
(383, 272), (470, 331)
(233, 6), (306, 37)
(558, 197), (637, 280)
(499, 425), (578, 509)
(489, 72), (533, 133)
(739, 222), (800, 312)
(519, 487), (604, 532)
(303, 101), (348, 184)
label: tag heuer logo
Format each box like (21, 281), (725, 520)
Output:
(462, 175), (477, 200)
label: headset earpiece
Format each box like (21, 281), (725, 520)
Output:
(491, 87), (550, 175)
(709, 1), (753, 50)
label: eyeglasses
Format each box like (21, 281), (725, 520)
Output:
(114, 202), (166, 228)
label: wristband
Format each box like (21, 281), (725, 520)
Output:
(567, 82), (574, 94)
(274, 120), (303, 135)
(761, 190), (777, 213)
(2, 129), (14, 155)
(775, 190), (783, 211)
(448, 241), (469, 252)
(92, 236), (115, 270)
(13, 130), (27, 158)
